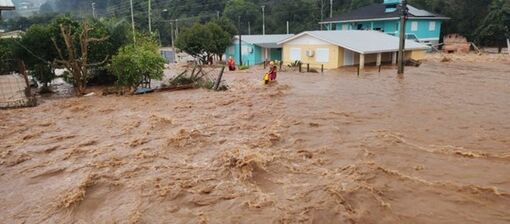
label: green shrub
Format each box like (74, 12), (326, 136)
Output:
(110, 36), (165, 92)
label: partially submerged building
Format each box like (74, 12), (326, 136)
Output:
(225, 34), (294, 65)
(320, 0), (448, 45)
(0, 0), (15, 20)
(278, 30), (429, 69)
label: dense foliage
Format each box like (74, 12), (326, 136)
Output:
(176, 19), (233, 63)
(474, 0), (510, 52)
(110, 35), (165, 91)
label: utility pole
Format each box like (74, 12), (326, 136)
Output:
(238, 16), (242, 66)
(330, 0), (333, 18)
(261, 5), (265, 35)
(170, 21), (176, 63)
(175, 19), (179, 39)
(148, 0), (152, 33)
(287, 21), (289, 34)
(248, 22), (251, 35)
(397, 0), (408, 75)
(130, 0), (136, 43)
(216, 11), (220, 18)
(91, 2), (96, 18)
(320, 0), (324, 30)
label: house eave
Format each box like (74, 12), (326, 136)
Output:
(0, 6), (15, 10)
(319, 16), (450, 24)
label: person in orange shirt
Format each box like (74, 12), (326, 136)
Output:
(227, 56), (236, 71)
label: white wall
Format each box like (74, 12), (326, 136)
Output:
(285, 35), (330, 45)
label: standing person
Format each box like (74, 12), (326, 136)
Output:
(227, 56), (236, 71)
(269, 61), (277, 81)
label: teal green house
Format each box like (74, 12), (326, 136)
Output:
(319, 0), (449, 45)
(225, 34), (294, 66)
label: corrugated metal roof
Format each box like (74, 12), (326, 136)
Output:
(0, 0), (15, 9)
(278, 30), (429, 54)
(234, 34), (294, 48)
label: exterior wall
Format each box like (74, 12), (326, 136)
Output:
(332, 18), (442, 43)
(282, 44), (340, 69)
(337, 47), (345, 67)
(405, 19), (442, 41)
(225, 41), (265, 65)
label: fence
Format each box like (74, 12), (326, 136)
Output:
(0, 73), (36, 109)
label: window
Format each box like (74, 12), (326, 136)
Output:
(411, 21), (418, 31)
(429, 21), (436, 31)
(316, 48), (330, 63)
(290, 48), (301, 61)
(357, 24), (363, 30)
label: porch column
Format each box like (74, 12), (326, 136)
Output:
(392, 52), (397, 64)
(359, 54), (365, 70)
(376, 53), (382, 66)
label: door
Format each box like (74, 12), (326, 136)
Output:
(344, 49), (354, 66)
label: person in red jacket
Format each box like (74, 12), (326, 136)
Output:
(268, 61), (277, 81)
(227, 56), (236, 71)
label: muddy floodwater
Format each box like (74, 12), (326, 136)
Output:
(1, 55), (510, 223)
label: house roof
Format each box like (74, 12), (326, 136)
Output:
(234, 34), (294, 48)
(0, 0), (15, 10)
(278, 30), (429, 54)
(320, 3), (448, 24)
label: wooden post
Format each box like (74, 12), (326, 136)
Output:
(214, 66), (226, 90)
(378, 64), (382, 73)
(299, 62), (302, 72)
(357, 64), (360, 77)
(321, 64), (324, 73)
(279, 61), (283, 71)
(359, 54), (365, 70)
(307, 63), (310, 72)
(264, 60), (267, 69)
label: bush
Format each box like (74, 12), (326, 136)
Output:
(110, 36), (165, 92)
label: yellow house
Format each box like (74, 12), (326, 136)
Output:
(278, 30), (428, 69)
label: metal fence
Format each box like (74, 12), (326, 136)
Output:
(0, 74), (35, 109)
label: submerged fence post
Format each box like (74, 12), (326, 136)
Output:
(378, 64), (382, 73)
(357, 64), (360, 77)
(214, 66), (226, 90)
(321, 64), (324, 74)
(279, 61), (283, 71)
(307, 63), (310, 72)
(299, 62), (302, 72)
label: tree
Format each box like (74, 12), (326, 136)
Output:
(52, 19), (109, 96)
(176, 23), (213, 63)
(475, 0), (510, 52)
(205, 22), (232, 61)
(0, 39), (16, 74)
(110, 35), (165, 92)
(18, 24), (58, 91)
(30, 64), (55, 92)
(211, 16), (238, 37)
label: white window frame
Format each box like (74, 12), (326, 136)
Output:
(411, 21), (418, 31)
(429, 21), (436, 31)
(315, 48), (330, 63)
(290, 48), (301, 61)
